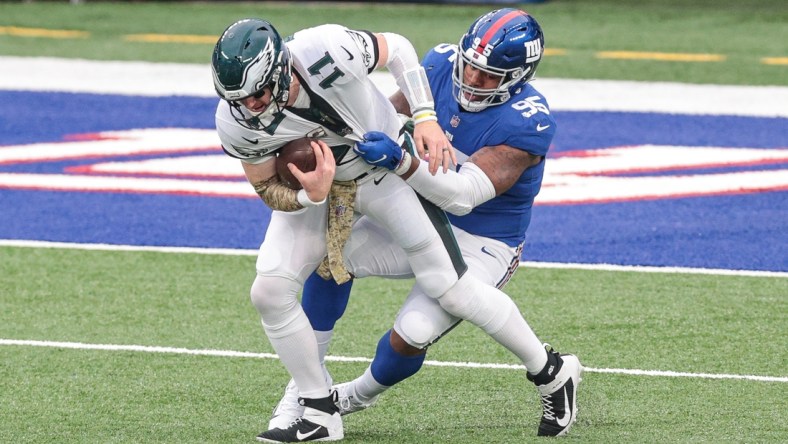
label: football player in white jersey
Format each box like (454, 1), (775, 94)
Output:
(212, 16), (576, 443)
(270, 9), (583, 438)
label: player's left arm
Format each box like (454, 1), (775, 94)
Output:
(399, 94), (553, 214)
(373, 33), (454, 174)
(398, 144), (541, 215)
(469, 145), (542, 194)
(354, 130), (541, 215)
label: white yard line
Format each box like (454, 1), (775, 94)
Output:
(1, 338), (784, 383)
(1, 56), (787, 117)
(2, 239), (785, 277)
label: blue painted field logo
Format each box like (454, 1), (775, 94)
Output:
(1, 128), (785, 203)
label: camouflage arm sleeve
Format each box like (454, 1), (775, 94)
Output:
(252, 177), (304, 212)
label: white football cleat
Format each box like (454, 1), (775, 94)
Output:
(332, 381), (379, 416)
(267, 379), (303, 431)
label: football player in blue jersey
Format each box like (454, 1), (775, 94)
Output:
(268, 9), (583, 438)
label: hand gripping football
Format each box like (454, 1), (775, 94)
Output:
(276, 137), (318, 190)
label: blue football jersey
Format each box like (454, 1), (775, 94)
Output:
(423, 44), (557, 247)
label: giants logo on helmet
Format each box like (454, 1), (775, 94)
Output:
(524, 39), (541, 63)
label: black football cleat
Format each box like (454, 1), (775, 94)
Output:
(527, 345), (583, 436)
(256, 395), (343, 442)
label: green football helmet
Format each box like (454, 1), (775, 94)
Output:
(211, 18), (292, 123)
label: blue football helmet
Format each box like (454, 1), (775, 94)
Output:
(453, 9), (544, 112)
(211, 18), (292, 128)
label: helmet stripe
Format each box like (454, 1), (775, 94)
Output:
(477, 10), (527, 53)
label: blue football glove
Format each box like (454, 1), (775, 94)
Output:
(353, 131), (403, 171)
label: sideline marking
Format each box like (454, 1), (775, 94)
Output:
(1, 339), (784, 383)
(0, 25), (88, 39)
(2, 239), (786, 277)
(597, 51), (725, 62)
(762, 57), (788, 66)
(123, 33), (217, 44)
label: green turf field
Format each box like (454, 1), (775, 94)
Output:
(0, 0), (786, 85)
(1, 1), (787, 442)
(1, 246), (786, 442)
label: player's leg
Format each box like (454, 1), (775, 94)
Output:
(304, 214), (417, 364)
(358, 179), (547, 373)
(333, 286), (455, 414)
(251, 206), (342, 440)
(436, 229), (582, 437)
(354, 176), (461, 298)
(266, 271), (350, 430)
(434, 230), (549, 374)
(340, 227), (582, 435)
(335, 227), (502, 412)
(302, 272), (353, 362)
(268, 215), (416, 430)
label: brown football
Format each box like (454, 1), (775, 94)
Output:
(276, 137), (318, 190)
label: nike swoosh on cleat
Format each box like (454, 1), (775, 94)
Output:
(536, 123), (550, 132)
(555, 387), (572, 427)
(341, 46), (354, 61)
(295, 426), (323, 441)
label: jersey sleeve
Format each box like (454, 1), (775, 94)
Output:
(497, 92), (556, 158)
(344, 29), (379, 74)
(422, 44), (456, 109)
(501, 113), (555, 158)
(215, 102), (277, 165)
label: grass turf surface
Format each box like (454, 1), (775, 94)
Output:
(1, 246), (785, 442)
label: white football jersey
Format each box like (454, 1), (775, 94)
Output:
(215, 24), (402, 182)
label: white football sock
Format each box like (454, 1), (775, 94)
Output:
(315, 329), (334, 364)
(315, 329), (334, 385)
(265, 318), (330, 399)
(352, 367), (389, 401)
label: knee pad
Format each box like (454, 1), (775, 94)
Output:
(250, 274), (310, 338)
(394, 310), (436, 349)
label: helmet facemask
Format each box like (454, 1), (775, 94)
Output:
(451, 9), (544, 113)
(452, 46), (530, 112)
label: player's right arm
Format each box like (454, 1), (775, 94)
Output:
(240, 140), (335, 212)
(373, 32), (454, 173)
(216, 107), (336, 211)
(240, 159), (304, 212)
